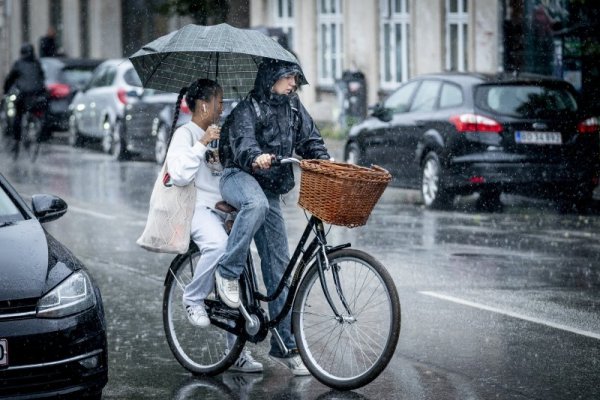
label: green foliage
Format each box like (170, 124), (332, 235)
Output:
(155, 0), (229, 25)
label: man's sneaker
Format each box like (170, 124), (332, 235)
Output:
(215, 270), (240, 308)
(185, 304), (210, 327)
(229, 350), (263, 373)
(269, 354), (310, 376)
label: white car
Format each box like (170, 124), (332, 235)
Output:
(68, 58), (142, 153)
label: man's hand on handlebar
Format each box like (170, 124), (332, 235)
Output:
(253, 154), (275, 170)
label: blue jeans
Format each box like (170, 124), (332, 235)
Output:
(217, 167), (295, 357)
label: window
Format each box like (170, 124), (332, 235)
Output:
(50, 0), (63, 49)
(272, 0), (295, 50)
(21, 0), (30, 43)
(439, 83), (463, 108)
(80, 0), (90, 58)
(384, 80), (419, 113)
(317, 0), (343, 86)
(379, 0), (411, 89)
(445, 0), (468, 71)
(409, 80), (442, 112)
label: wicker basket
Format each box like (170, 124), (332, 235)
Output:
(298, 160), (392, 228)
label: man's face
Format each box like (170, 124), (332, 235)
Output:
(272, 73), (298, 95)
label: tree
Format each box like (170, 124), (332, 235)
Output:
(156, 0), (230, 25)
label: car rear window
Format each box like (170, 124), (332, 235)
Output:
(476, 84), (578, 117)
(124, 68), (142, 87)
(60, 68), (96, 88)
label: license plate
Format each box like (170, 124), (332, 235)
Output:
(515, 131), (562, 145)
(0, 339), (7, 366)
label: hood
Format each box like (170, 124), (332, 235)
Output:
(0, 220), (76, 301)
(19, 43), (35, 61)
(251, 59), (307, 103)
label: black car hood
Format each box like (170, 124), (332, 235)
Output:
(0, 219), (76, 301)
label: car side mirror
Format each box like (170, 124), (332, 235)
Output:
(31, 194), (68, 223)
(371, 104), (393, 122)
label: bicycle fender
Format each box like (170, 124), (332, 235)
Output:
(326, 243), (351, 254)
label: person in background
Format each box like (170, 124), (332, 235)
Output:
(39, 26), (58, 57)
(3, 43), (47, 156)
(166, 78), (262, 373)
(216, 59), (331, 376)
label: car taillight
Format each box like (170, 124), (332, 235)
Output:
(117, 88), (129, 105)
(577, 117), (599, 134)
(47, 83), (70, 99)
(180, 98), (191, 114)
(449, 113), (503, 133)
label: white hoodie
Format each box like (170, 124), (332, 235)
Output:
(165, 121), (223, 209)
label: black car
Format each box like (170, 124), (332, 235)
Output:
(0, 174), (108, 399)
(120, 89), (237, 164)
(41, 57), (103, 132)
(345, 72), (600, 211)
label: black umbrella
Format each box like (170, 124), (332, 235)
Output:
(129, 23), (304, 99)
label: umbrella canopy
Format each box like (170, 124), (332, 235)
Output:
(129, 23), (303, 99)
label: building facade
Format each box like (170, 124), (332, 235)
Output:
(250, 0), (502, 123)
(3, 1), (593, 124)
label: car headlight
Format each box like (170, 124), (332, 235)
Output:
(37, 271), (96, 318)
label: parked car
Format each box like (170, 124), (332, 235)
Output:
(120, 89), (237, 163)
(0, 173), (108, 399)
(41, 57), (104, 132)
(68, 58), (142, 151)
(344, 72), (599, 211)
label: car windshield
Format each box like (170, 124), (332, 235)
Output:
(476, 84), (578, 117)
(0, 185), (24, 225)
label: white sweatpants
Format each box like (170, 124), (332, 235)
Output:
(182, 203), (228, 306)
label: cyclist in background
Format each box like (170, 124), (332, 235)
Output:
(3, 43), (47, 155)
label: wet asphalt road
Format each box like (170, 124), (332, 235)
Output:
(1, 135), (599, 400)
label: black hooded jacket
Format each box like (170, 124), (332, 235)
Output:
(219, 60), (330, 194)
(3, 44), (46, 95)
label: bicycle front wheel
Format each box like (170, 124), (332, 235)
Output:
(21, 112), (42, 162)
(163, 249), (245, 375)
(293, 248), (401, 390)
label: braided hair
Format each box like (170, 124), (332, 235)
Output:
(169, 78), (222, 146)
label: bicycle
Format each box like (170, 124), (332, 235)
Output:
(163, 158), (400, 391)
(2, 91), (47, 162)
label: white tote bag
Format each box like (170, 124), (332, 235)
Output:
(137, 129), (196, 254)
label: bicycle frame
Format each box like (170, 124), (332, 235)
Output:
(242, 215), (353, 328)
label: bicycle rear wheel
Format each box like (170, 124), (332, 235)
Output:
(293, 248), (401, 390)
(21, 111), (42, 162)
(163, 248), (245, 375)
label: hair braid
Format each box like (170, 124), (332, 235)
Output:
(168, 86), (188, 149)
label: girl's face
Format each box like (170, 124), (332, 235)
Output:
(197, 89), (223, 122)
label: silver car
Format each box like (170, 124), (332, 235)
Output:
(68, 59), (142, 152)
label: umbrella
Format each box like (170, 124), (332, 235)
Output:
(129, 23), (303, 99)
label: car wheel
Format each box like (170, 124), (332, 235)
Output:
(345, 142), (362, 165)
(154, 123), (169, 165)
(421, 152), (454, 209)
(105, 119), (128, 161)
(68, 114), (84, 147)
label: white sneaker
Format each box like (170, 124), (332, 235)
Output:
(215, 270), (240, 308)
(185, 304), (210, 327)
(229, 350), (264, 373)
(269, 354), (310, 376)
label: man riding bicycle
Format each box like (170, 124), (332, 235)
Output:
(3, 43), (48, 155)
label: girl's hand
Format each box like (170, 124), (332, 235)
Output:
(253, 153), (274, 170)
(200, 124), (220, 145)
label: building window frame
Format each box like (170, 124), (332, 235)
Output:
(21, 0), (30, 43)
(317, 0), (343, 87)
(79, 0), (89, 57)
(445, 0), (469, 71)
(271, 0), (295, 51)
(379, 0), (411, 90)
